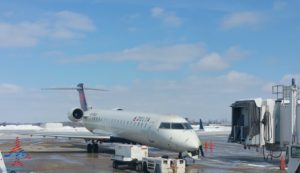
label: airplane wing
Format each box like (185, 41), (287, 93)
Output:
(32, 133), (110, 141)
(27, 130), (137, 144)
(25, 130), (112, 142)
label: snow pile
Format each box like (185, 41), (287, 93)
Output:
(0, 125), (42, 131)
(0, 123), (89, 132)
(204, 124), (231, 132)
(41, 126), (89, 132)
(41, 123), (64, 129)
(192, 124), (231, 132)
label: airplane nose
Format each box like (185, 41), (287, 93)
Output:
(185, 132), (201, 150)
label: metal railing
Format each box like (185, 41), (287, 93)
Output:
(272, 85), (300, 100)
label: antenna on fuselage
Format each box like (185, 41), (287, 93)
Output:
(42, 83), (107, 111)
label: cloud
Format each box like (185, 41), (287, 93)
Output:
(191, 53), (229, 71)
(273, 0), (287, 11)
(60, 43), (248, 72)
(281, 74), (300, 85)
(221, 71), (259, 84)
(151, 7), (182, 27)
(191, 46), (248, 71)
(62, 43), (205, 71)
(0, 83), (23, 94)
(51, 11), (95, 39)
(224, 46), (249, 61)
(0, 21), (48, 48)
(91, 71), (266, 121)
(221, 11), (263, 29)
(55, 11), (95, 31)
(0, 71), (278, 123)
(0, 11), (95, 48)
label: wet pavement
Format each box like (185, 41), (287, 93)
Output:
(0, 132), (285, 173)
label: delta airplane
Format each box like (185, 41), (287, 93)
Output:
(42, 83), (203, 158)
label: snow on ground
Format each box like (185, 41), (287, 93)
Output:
(192, 124), (231, 132)
(0, 125), (42, 131)
(0, 123), (89, 132)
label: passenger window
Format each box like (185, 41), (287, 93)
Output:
(171, 123), (184, 129)
(159, 123), (171, 129)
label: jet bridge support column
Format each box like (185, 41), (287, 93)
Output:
(286, 79), (300, 173)
(290, 79), (300, 144)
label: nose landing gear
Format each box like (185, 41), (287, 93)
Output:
(199, 145), (204, 157)
(178, 145), (204, 159)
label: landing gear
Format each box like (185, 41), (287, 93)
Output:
(135, 162), (142, 172)
(93, 143), (99, 153)
(199, 145), (204, 157)
(112, 160), (118, 169)
(86, 142), (99, 153)
(178, 152), (182, 159)
(87, 143), (93, 153)
(143, 162), (148, 173)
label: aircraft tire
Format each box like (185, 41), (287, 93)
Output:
(87, 144), (93, 153)
(112, 160), (118, 169)
(136, 162), (142, 172)
(178, 152), (182, 159)
(154, 164), (161, 173)
(143, 162), (148, 173)
(93, 143), (99, 153)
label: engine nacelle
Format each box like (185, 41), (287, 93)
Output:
(68, 107), (84, 122)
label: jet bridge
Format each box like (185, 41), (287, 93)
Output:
(228, 99), (277, 149)
(229, 100), (261, 145)
(228, 79), (300, 153)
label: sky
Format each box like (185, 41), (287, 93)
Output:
(0, 0), (300, 123)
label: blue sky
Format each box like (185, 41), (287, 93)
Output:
(0, 0), (300, 123)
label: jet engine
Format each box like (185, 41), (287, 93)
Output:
(68, 108), (84, 122)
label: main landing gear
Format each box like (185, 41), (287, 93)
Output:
(87, 141), (99, 153)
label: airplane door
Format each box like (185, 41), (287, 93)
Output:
(147, 121), (156, 144)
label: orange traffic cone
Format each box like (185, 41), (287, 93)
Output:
(279, 155), (286, 170)
(209, 141), (214, 153)
(204, 141), (208, 151)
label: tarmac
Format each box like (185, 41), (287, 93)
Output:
(0, 131), (285, 173)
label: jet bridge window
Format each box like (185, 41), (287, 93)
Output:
(159, 123), (171, 129)
(291, 146), (300, 158)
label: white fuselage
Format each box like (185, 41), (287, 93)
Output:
(81, 109), (201, 152)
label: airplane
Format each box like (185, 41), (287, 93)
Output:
(192, 119), (231, 136)
(0, 151), (7, 173)
(40, 83), (204, 158)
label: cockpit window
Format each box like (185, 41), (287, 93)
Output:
(159, 122), (193, 130)
(182, 123), (193, 129)
(159, 123), (171, 129)
(171, 123), (185, 129)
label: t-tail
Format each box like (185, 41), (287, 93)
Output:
(42, 83), (107, 111)
(199, 119), (204, 130)
(77, 83), (88, 111)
